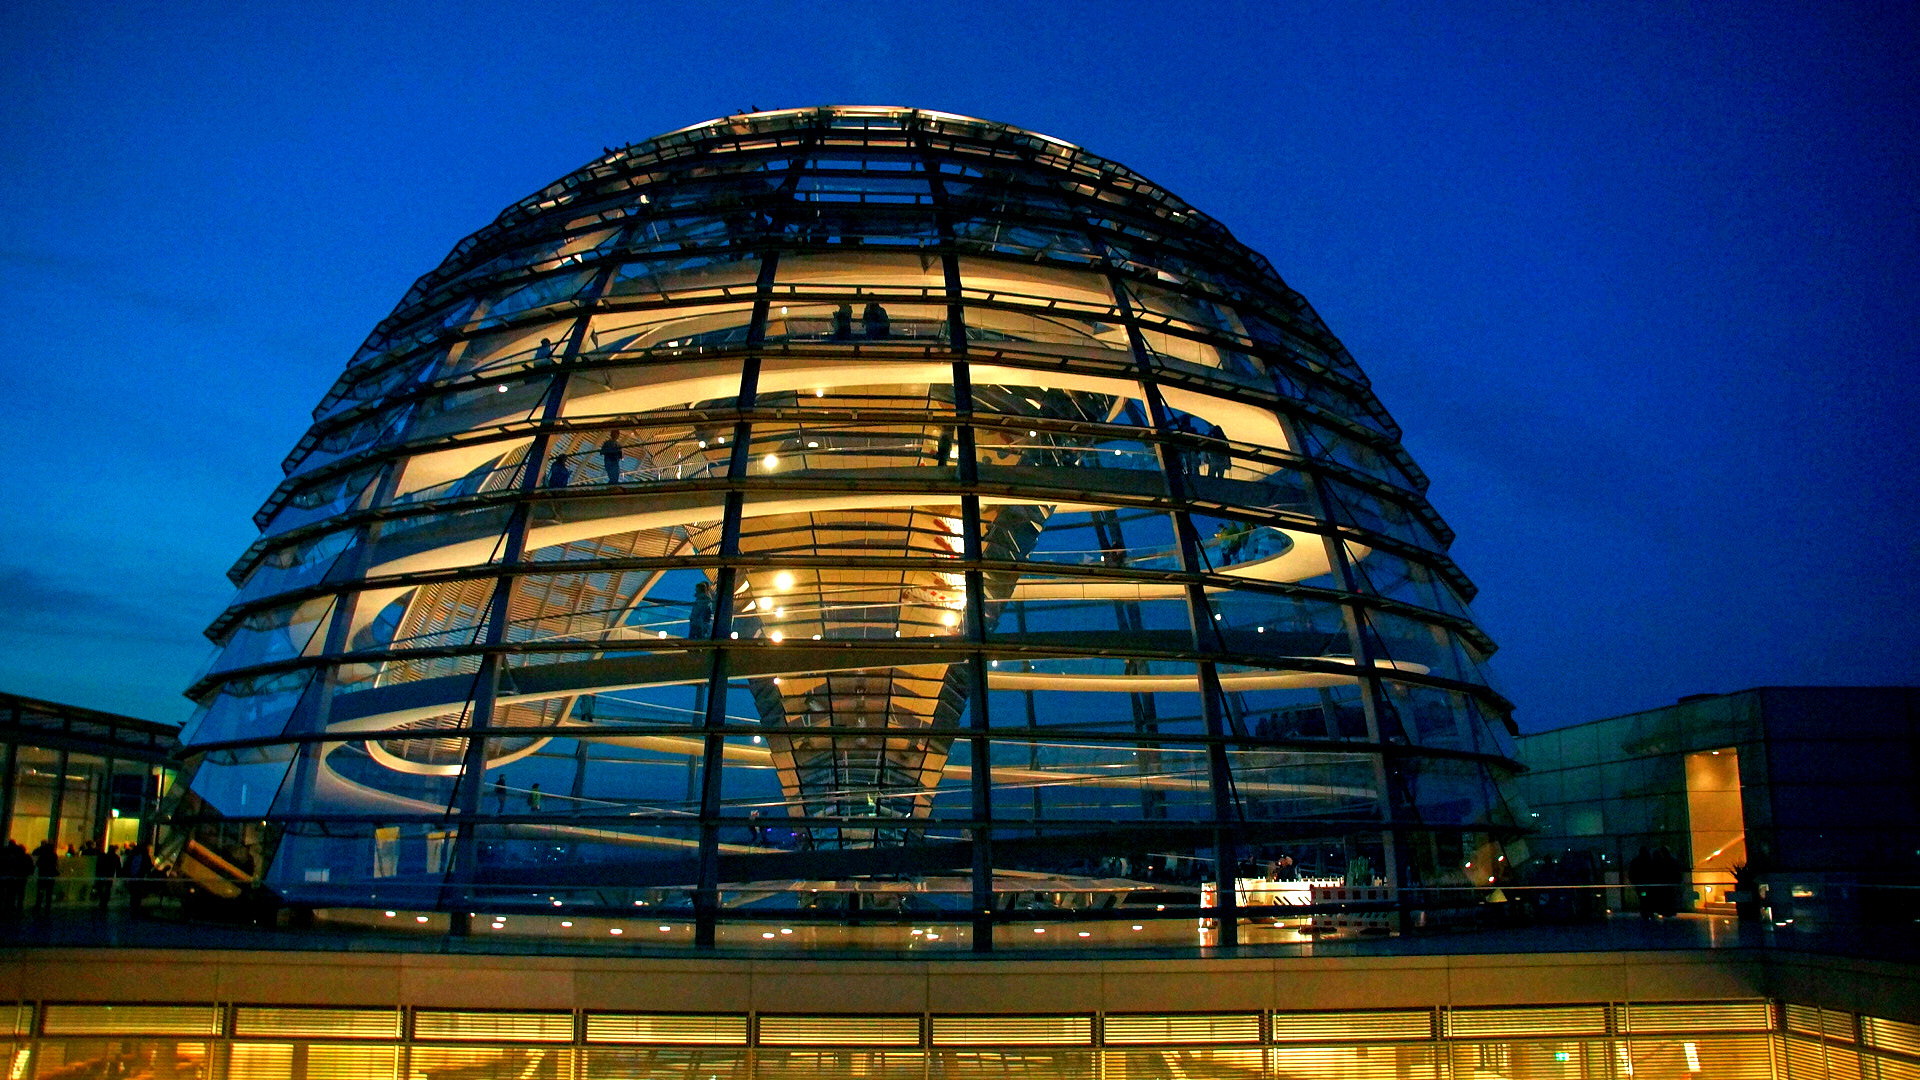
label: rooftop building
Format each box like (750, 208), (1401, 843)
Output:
(1512, 686), (1919, 925)
(0, 691), (178, 855)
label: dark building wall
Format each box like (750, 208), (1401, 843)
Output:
(1752, 687), (1920, 874)
(1513, 687), (1919, 910)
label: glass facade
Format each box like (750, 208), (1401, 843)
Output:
(1512, 687), (1920, 923)
(174, 106), (1524, 945)
(8, 998), (1916, 1080)
(0, 693), (176, 857)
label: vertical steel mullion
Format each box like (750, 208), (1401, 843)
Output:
(918, 119), (998, 952)
(94, 758), (114, 852)
(693, 354), (764, 946)
(279, 460), (407, 826)
(696, 128), (817, 946)
(45, 749), (66, 848)
(443, 266), (609, 934)
(1270, 400), (1407, 912)
(0, 739), (15, 843)
(1104, 269), (1241, 943)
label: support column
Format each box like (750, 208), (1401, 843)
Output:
(1271, 396), (1409, 921)
(442, 272), (607, 935)
(694, 257), (779, 947)
(1107, 271), (1242, 945)
(919, 120), (997, 951)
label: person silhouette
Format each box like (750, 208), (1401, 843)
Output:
(862, 302), (890, 339)
(689, 580), (714, 639)
(600, 434), (622, 484)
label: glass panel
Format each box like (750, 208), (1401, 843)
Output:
(1396, 758), (1511, 828)
(1301, 419), (1419, 489)
(745, 416), (959, 479)
(469, 270), (595, 329)
(31, 1040), (213, 1077)
(1236, 683), (1369, 742)
(229, 1042), (401, 1079)
(48, 751), (105, 856)
(584, 308), (757, 376)
(607, 250), (761, 297)
(436, 323), (569, 381)
(991, 735), (1214, 822)
(207, 596), (336, 677)
(8, 747), (60, 848)
(1365, 609), (1495, 687)
(1380, 683), (1497, 756)
(1321, 478), (1442, 553)
(582, 1047), (749, 1079)
(989, 573), (1193, 644)
(274, 736), (461, 818)
(179, 670), (316, 748)
(233, 528), (360, 608)
(975, 424), (1164, 494)
(362, 505), (515, 574)
(1186, 513), (1296, 576)
(402, 374), (554, 453)
(413, 1010), (573, 1042)
(1203, 588), (1348, 664)
(1229, 746), (1382, 821)
(753, 1050), (925, 1080)
(1347, 545), (1473, 621)
(775, 251), (944, 289)
(574, 680), (709, 730)
(233, 1006), (402, 1039)
(1021, 509), (1179, 570)
(386, 441), (529, 509)
(265, 464), (382, 537)
(986, 678), (1210, 738)
(406, 1046), (574, 1080)
(185, 746), (296, 818)
(735, 494), (968, 641)
(1105, 1045), (1267, 1068)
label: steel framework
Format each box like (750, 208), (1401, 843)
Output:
(172, 106), (1525, 949)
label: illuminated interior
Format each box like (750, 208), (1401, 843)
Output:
(170, 106), (1524, 947)
(1686, 747), (1746, 909)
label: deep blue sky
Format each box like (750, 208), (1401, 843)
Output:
(1, 2), (1914, 732)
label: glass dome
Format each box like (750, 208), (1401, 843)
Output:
(171, 106), (1525, 949)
